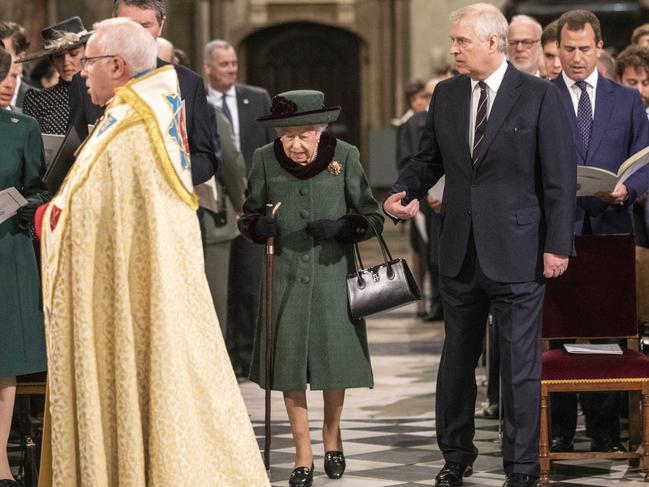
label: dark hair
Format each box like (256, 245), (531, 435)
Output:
(0, 21), (30, 55)
(0, 47), (12, 82)
(404, 79), (425, 105)
(173, 48), (191, 69)
(616, 45), (649, 78)
(541, 19), (559, 47)
(557, 10), (601, 46)
(112, 0), (167, 25)
(29, 57), (57, 89)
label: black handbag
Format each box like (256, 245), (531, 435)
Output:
(347, 223), (421, 319)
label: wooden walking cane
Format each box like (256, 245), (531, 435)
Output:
(264, 201), (281, 471)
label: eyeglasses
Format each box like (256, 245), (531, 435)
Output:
(80, 55), (116, 69)
(508, 39), (540, 49)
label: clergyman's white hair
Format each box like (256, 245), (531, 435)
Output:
(450, 3), (508, 53)
(92, 18), (157, 76)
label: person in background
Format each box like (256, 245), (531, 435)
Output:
(597, 49), (617, 81)
(0, 44), (48, 487)
(393, 79), (429, 126)
(632, 23), (649, 48)
(617, 44), (649, 114)
(551, 9), (649, 454)
(203, 38), (275, 377)
(156, 36), (174, 63)
(0, 21), (33, 111)
(507, 14), (543, 75)
(541, 20), (562, 80)
(240, 89), (383, 487)
(19, 17), (90, 135)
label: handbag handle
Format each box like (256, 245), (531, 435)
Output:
(351, 220), (395, 287)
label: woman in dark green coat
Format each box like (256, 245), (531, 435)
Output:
(240, 90), (384, 487)
(0, 45), (48, 486)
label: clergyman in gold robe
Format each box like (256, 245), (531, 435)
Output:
(37, 18), (269, 486)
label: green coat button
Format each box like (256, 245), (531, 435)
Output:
(299, 210), (309, 218)
(302, 254), (310, 262)
(301, 276), (310, 284)
(299, 188), (308, 195)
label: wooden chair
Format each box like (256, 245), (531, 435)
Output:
(539, 234), (649, 484)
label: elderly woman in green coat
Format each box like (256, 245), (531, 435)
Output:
(0, 45), (48, 487)
(239, 90), (384, 487)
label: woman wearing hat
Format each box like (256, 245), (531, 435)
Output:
(239, 90), (384, 487)
(0, 45), (47, 487)
(19, 17), (91, 135)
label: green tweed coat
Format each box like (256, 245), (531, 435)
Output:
(244, 138), (384, 391)
(0, 110), (47, 376)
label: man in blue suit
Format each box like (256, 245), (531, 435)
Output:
(385, 4), (576, 486)
(551, 9), (649, 454)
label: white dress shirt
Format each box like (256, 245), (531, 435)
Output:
(469, 58), (508, 152)
(10, 75), (21, 109)
(207, 85), (240, 150)
(561, 69), (598, 118)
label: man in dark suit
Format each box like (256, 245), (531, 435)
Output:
(67, 0), (219, 186)
(550, 9), (649, 454)
(384, 4), (576, 487)
(203, 39), (275, 376)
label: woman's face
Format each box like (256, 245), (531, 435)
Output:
(51, 45), (84, 82)
(280, 126), (320, 165)
(0, 68), (18, 108)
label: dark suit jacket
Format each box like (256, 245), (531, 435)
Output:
(396, 111), (427, 171)
(68, 58), (219, 185)
(554, 74), (649, 235)
(392, 63), (576, 283)
(234, 84), (275, 170)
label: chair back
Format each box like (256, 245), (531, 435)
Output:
(543, 234), (636, 340)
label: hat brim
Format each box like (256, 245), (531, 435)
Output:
(257, 106), (341, 127)
(16, 33), (91, 63)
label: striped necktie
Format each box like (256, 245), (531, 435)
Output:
(472, 81), (488, 166)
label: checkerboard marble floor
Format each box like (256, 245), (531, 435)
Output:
(240, 227), (647, 486)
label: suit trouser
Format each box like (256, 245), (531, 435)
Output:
(204, 240), (232, 336)
(437, 239), (544, 475)
(226, 235), (263, 370)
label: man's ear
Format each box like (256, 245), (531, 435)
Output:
(113, 56), (128, 78)
(157, 16), (167, 37)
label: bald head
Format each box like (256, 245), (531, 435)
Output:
(156, 36), (174, 63)
(507, 15), (543, 74)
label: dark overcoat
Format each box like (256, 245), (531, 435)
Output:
(0, 110), (47, 376)
(244, 139), (384, 391)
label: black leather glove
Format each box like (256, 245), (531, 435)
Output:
(254, 215), (278, 239)
(306, 219), (346, 243)
(17, 191), (51, 238)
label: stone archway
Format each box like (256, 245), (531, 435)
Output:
(242, 22), (361, 146)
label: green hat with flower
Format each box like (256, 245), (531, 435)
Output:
(257, 90), (341, 127)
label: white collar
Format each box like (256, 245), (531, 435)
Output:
(562, 69), (599, 90)
(207, 84), (236, 98)
(471, 57), (508, 93)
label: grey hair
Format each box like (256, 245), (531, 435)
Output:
(509, 14), (542, 38)
(450, 3), (508, 52)
(92, 18), (157, 76)
(275, 124), (328, 136)
(204, 39), (233, 63)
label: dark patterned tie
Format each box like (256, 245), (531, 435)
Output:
(472, 81), (488, 165)
(576, 80), (592, 151)
(221, 93), (233, 125)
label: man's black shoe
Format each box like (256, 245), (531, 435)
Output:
(435, 462), (472, 487)
(591, 436), (626, 453)
(502, 473), (539, 487)
(550, 436), (574, 452)
(482, 402), (499, 419)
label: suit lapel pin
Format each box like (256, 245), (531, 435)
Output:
(243, 98), (249, 105)
(10, 117), (18, 123)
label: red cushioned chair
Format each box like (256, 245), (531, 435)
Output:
(539, 234), (649, 485)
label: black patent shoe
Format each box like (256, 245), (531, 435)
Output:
(502, 473), (539, 487)
(0, 480), (21, 487)
(435, 462), (472, 487)
(482, 402), (499, 419)
(550, 436), (574, 452)
(590, 436), (626, 453)
(324, 450), (346, 479)
(288, 463), (314, 487)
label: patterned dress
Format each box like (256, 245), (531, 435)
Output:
(23, 78), (71, 135)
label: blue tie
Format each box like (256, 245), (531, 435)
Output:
(576, 81), (592, 151)
(472, 81), (488, 166)
(221, 93), (233, 125)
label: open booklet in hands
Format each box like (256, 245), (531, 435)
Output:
(577, 145), (649, 197)
(0, 187), (28, 224)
